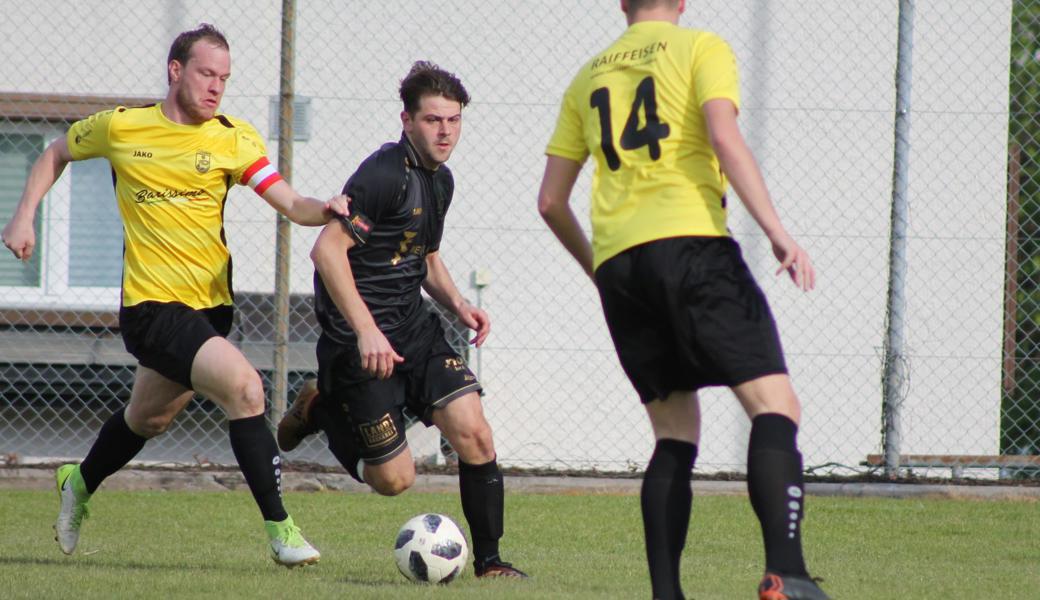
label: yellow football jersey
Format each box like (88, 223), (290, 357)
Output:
(546, 21), (740, 269)
(67, 103), (282, 309)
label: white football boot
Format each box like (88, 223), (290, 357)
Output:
(54, 464), (90, 555)
(265, 516), (321, 567)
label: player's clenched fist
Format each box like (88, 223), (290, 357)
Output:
(1, 218), (36, 261)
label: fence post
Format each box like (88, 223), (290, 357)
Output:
(882, 0), (916, 478)
(272, 0), (296, 427)
(1003, 143), (1021, 427)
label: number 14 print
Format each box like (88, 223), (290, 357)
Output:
(590, 76), (671, 171)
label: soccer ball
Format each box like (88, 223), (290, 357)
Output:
(394, 513), (469, 584)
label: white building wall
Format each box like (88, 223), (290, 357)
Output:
(0, 0), (1012, 470)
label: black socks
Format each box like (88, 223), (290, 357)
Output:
(458, 458), (504, 563)
(747, 413), (809, 577)
(229, 414), (288, 522)
(80, 407), (290, 524)
(79, 409), (148, 494)
(642, 439), (698, 600)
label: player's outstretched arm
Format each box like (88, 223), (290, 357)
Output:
(260, 179), (350, 226)
(1, 137), (73, 261)
(311, 221), (403, 378)
(422, 252), (490, 347)
(538, 155), (594, 279)
(703, 99), (816, 291)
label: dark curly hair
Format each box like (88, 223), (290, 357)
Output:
(399, 61), (470, 115)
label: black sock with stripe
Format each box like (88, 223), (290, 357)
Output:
(229, 414), (288, 522)
(747, 413), (809, 576)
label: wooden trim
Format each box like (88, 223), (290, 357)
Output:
(0, 308), (119, 329)
(865, 454), (1040, 467)
(0, 92), (159, 123)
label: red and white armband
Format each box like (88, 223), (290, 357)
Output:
(240, 157), (283, 195)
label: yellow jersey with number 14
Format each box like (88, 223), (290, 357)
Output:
(546, 21), (740, 270)
(67, 103), (282, 309)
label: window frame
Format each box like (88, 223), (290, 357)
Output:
(0, 92), (156, 315)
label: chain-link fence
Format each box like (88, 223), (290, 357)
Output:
(0, 1), (1036, 480)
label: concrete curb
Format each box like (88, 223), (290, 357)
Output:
(2, 466), (1038, 500)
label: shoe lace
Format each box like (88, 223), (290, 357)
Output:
(277, 523), (307, 549)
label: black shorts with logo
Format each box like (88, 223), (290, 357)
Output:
(119, 301), (233, 389)
(316, 313), (482, 465)
(595, 236), (787, 404)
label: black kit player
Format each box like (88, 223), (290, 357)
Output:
(538, 1), (830, 599)
(277, 61), (527, 579)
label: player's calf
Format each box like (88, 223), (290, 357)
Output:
(277, 378), (322, 452)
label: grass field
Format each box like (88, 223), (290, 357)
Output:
(0, 488), (1036, 599)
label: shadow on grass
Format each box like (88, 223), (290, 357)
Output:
(0, 555), (417, 585)
(335, 576), (407, 588)
(0, 555), (256, 574)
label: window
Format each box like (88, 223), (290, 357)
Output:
(69, 158), (120, 287)
(268, 96), (312, 141)
(0, 132), (43, 286)
(0, 93), (156, 308)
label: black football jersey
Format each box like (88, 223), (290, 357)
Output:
(314, 134), (454, 349)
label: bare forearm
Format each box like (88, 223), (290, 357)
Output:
(422, 256), (466, 315)
(284, 195), (330, 226)
(715, 139), (787, 239)
(537, 156), (593, 278)
(541, 204), (594, 277)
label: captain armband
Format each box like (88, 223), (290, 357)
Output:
(240, 157), (284, 195)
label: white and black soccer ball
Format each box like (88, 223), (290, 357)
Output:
(394, 513), (469, 584)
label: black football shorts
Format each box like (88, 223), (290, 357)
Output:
(595, 236), (788, 404)
(316, 316), (481, 465)
(119, 301), (233, 389)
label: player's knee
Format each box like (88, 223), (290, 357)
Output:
(369, 466), (415, 497)
(451, 421), (496, 463)
(128, 413), (173, 438)
(227, 369), (266, 416)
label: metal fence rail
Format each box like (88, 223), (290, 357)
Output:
(0, 1), (1036, 480)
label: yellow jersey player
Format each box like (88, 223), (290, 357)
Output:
(2, 24), (348, 568)
(538, 2), (829, 599)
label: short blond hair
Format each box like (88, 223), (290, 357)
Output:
(627, 0), (680, 10)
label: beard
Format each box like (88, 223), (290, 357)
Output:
(417, 138), (453, 168)
(175, 86), (216, 123)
